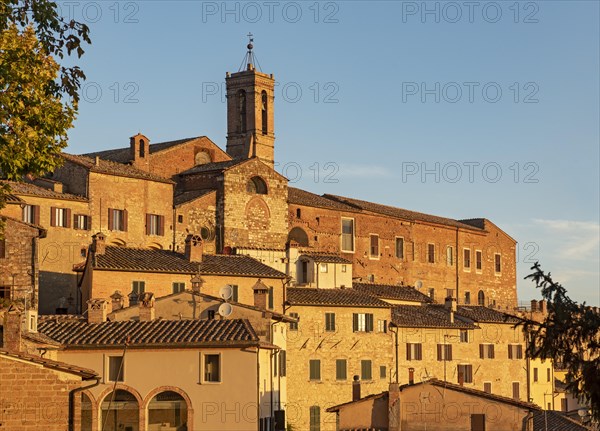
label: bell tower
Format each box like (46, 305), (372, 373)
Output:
(225, 35), (275, 167)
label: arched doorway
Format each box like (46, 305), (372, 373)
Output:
(147, 391), (188, 431)
(101, 389), (139, 431)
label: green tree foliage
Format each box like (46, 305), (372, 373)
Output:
(520, 263), (600, 422)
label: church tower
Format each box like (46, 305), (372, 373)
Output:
(225, 37), (275, 168)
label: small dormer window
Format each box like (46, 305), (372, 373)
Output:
(139, 139), (145, 158)
(246, 176), (267, 194)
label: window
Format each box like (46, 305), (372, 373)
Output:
(309, 359), (321, 381)
(352, 313), (374, 332)
(74, 214), (90, 230)
(108, 208), (127, 231)
(370, 234), (379, 258)
(475, 250), (482, 271)
(296, 208), (301, 218)
(457, 364), (473, 383)
(471, 414), (486, 431)
(172, 282), (185, 294)
(446, 246), (454, 265)
(341, 218), (354, 252)
(427, 243), (435, 263)
(247, 176), (267, 194)
(50, 207), (70, 227)
(132, 281), (145, 295)
(464, 291), (471, 305)
(231, 285), (239, 302)
(238, 90), (247, 132)
(508, 344), (523, 359)
(483, 382), (492, 393)
(279, 350), (286, 377)
(325, 313), (336, 332)
(309, 406), (320, 431)
(207, 310), (215, 320)
(108, 356), (124, 382)
(335, 359), (347, 380)
(395, 237), (404, 259)
(460, 330), (469, 343)
(428, 288), (435, 301)
(361, 360), (372, 380)
(261, 91), (268, 134)
(547, 368), (551, 382)
(319, 263), (328, 273)
(289, 312), (299, 331)
(204, 354), (221, 382)
(512, 382), (520, 400)
(478, 290), (485, 306)
(380, 365), (387, 379)
(139, 139), (145, 157)
(406, 343), (422, 361)
(268, 286), (274, 309)
(0, 239), (5, 259)
(177, 214), (184, 223)
(0, 286), (11, 299)
(561, 398), (568, 412)
(463, 249), (471, 269)
(446, 288), (454, 299)
(495, 254), (502, 273)
(341, 264), (347, 273)
(377, 319), (387, 333)
(479, 344), (495, 359)
(22, 204), (40, 224)
(146, 214), (165, 236)
(437, 344), (453, 361)
(533, 368), (538, 382)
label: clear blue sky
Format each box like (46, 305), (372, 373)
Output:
(62, 1), (600, 306)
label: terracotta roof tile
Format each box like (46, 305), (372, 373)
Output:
(38, 318), (259, 347)
(456, 306), (521, 323)
(324, 194), (484, 231)
(392, 304), (477, 328)
(83, 137), (204, 163)
(299, 253), (352, 264)
(199, 254), (286, 278)
(62, 153), (174, 184)
(178, 159), (245, 176)
(174, 189), (216, 206)
(288, 187), (359, 212)
(286, 288), (391, 308)
(353, 282), (433, 303)
(5, 181), (88, 201)
(532, 411), (591, 431)
(0, 349), (97, 379)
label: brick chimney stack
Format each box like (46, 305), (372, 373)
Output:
(2, 305), (23, 352)
(139, 292), (155, 321)
(87, 299), (108, 323)
(92, 232), (106, 256)
(111, 291), (124, 311)
(185, 234), (203, 262)
(252, 279), (269, 309)
(352, 375), (361, 402)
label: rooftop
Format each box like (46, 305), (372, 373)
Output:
(353, 282), (433, 303)
(392, 304), (477, 329)
(287, 187), (359, 212)
(286, 288), (391, 308)
(174, 189), (216, 206)
(456, 305), (521, 323)
(299, 253), (352, 264)
(5, 181), (87, 201)
(0, 349), (97, 379)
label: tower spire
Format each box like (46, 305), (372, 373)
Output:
(238, 33), (262, 72)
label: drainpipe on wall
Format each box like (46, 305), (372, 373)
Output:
(68, 376), (101, 431)
(257, 346), (261, 431)
(172, 205), (177, 251)
(455, 227), (459, 302)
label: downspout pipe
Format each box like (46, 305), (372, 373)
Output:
(69, 376), (101, 431)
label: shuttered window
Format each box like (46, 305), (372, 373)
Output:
(325, 313), (336, 331)
(406, 343), (423, 361)
(279, 350), (286, 377)
(50, 207), (70, 228)
(457, 364), (473, 383)
(437, 344), (453, 361)
(289, 313), (299, 331)
(352, 313), (374, 332)
(108, 356), (124, 382)
(463, 249), (471, 269)
(231, 285), (239, 302)
(476, 250), (482, 270)
(22, 205), (40, 225)
(361, 360), (372, 380)
(483, 382), (492, 393)
(146, 214), (165, 236)
(172, 282), (185, 294)
(309, 360), (320, 381)
(479, 344), (495, 359)
(512, 382), (520, 399)
(309, 406), (320, 431)
(108, 208), (127, 231)
(268, 286), (274, 309)
(74, 214), (91, 230)
(335, 359), (347, 380)
(341, 218), (354, 252)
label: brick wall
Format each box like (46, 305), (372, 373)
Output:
(174, 191), (217, 254)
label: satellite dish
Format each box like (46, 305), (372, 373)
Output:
(219, 285), (233, 301)
(415, 280), (423, 289)
(218, 303), (233, 317)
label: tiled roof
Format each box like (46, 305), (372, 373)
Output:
(532, 411), (591, 431)
(22, 331), (62, 347)
(458, 218), (486, 229)
(287, 187), (359, 212)
(94, 246), (199, 273)
(1, 215), (46, 235)
(0, 349), (97, 379)
(299, 253), (352, 264)
(353, 282), (433, 303)
(327, 391), (388, 412)
(92, 247), (287, 278)
(286, 288), (391, 308)
(456, 306), (521, 323)
(174, 189), (215, 206)
(4, 181), (88, 201)
(199, 254), (286, 278)
(392, 305), (477, 328)
(62, 153), (174, 184)
(83, 137), (205, 163)
(38, 318), (259, 348)
(178, 159), (245, 176)
(324, 194), (484, 231)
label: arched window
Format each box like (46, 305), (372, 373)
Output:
(195, 151), (211, 165)
(147, 391), (188, 431)
(478, 290), (485, 306)
(246, 176), (267, 194)
(238, 90), (247, 133)
(139, 139), (145, 158)
(101, 390), (139, 431)
(288, 227), (309, 247)
(261, 91), (268, 135)
(81, 393), (93, 431)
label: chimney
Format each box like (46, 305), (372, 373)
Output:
(185, 234), (203, 262)
(129, 133), (150, 170)
(408, 367), (415, 385)
(252, 279), (269, 309)
(530, 300), (538, 312)
(92, 232), (106, 255)
(139, 292), (155, 321)
(352, 375), (361, 402)
(388, 382), (401, 431)
(444, 296), (457, 312)
(539, 300), (547, 314)
(2, 305), (23, 352)
(94, 156), (100, 166)
(110, 291), (124, 311)
(87, 298), (108, 323)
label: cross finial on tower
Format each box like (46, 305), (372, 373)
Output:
(247, 32), (254, 51)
